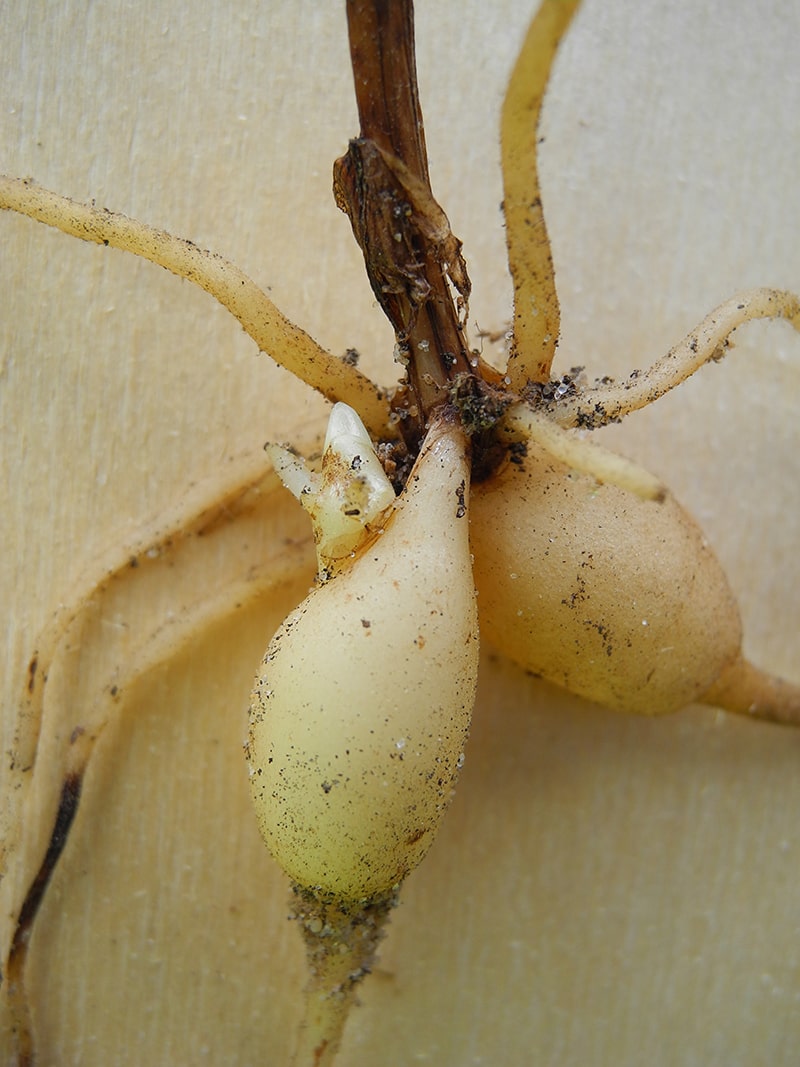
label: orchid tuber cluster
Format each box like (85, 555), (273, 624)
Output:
(0, 1), (798, 1065)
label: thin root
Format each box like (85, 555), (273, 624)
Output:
(0, 174), (393, 439)
(289, 887), (397, 1067)
(501, 0), (581, 386)
(701, 655), (800, 727)
(0, 451), (317, 1065)
(549, 288), (800, 429)
(501, 402), (666, 501)
(3, 554), (313, 1066)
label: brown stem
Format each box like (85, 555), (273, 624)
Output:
(344, 0), (428, 184)
(336, 0), (482, 450)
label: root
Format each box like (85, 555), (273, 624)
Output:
(2, 449), (314, 878)
(501, 0), (581, 387)
(501, 402), (666, 501)
(3, 557), (313, 1065)
(289, 887), (397, 1066)
(8, 455), (292, 781)
(0, 174), (392, 439)
(0, 453), (316, 1065)
(549, 288), (800, 429)
(701, 655), (800, 727)
(3, 777), (82, 1067)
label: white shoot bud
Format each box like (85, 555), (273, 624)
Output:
(267, 402), (396, 577)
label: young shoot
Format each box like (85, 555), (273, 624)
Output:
(266, 403), (396, 578)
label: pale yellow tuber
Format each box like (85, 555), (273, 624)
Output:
(246, 414), (478, 902)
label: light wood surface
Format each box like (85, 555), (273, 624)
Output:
(2, 2), (799, 1064)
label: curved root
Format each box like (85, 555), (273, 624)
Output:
(549, 288), (800, 429)
(0, 453), (316, 1065)
(501, 0), (581, 386)
(288, 889), (397, 1067)
(500, 402), (666, 501)
(0, 174), (392, 439)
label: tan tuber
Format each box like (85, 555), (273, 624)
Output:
(471, 442), (741, 715)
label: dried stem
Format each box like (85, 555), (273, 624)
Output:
(343, 0), (429, 183)
(335, 0), (480, 448)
